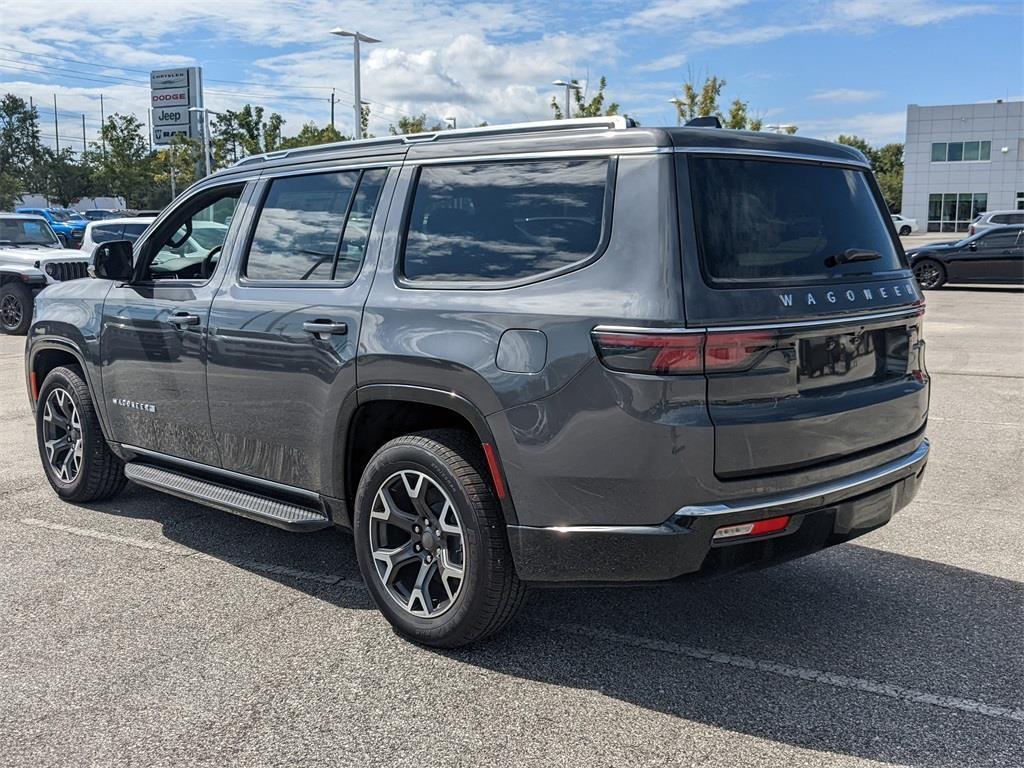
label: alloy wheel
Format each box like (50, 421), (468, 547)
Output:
(369, 470), (466, 618)
(42, 388), (83, 483)
(913, 261), (942, 289)
(0, 294), (23, 331)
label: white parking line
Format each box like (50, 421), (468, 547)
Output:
(21, 516), (1024, 724)
(534, 620), (1024, 724)
(20, 517), (351, 586)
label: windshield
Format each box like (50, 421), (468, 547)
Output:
(687, 156), (905, 284)
(0, 218), (60, 246)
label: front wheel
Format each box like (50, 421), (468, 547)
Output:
(36, 366), (127, 502)
(0, 282), (32, 335)
(913, 258), (946, 290)
(353, 430), (526, 647)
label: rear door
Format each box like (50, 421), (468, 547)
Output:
(968, 229), (1024, 282)
(206, 165), (393, 491)
(677, 152), (928, 479)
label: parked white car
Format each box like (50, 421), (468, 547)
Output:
(969, 209), (1024, 235)
(80, 217), (155, 258)
(891, 214), (917, 236)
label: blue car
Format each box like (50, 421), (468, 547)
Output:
(15, 208), (87, 248)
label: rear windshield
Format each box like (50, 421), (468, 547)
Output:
(687, 156), (904, 284)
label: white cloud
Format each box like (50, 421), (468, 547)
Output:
(626, 0), (749, 28)
(809, 88), (883, 103)
(636, 52), (688, 72)
(796, 110), (907, 145)
(832, 0), (996, 27)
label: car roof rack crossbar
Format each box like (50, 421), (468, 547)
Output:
(231, 115), (634, 167)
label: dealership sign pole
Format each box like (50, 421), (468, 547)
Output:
(150, 66), (206, 176)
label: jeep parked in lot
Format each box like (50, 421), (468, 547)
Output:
(25, 117), (930, 647)
(0, 214), (91, 335)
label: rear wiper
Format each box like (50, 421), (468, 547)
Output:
(825, 248), (881, 268)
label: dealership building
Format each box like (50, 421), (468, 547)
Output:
(901, 100), (1023, 232)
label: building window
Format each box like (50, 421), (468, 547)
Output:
(927, 192), (987, 232)
(930, 141), (991, 162)
(1017, 192), (1024, 211)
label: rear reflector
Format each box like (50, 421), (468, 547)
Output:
(30, 371), (39, 401)
(712, 515), (791, 540)
(592, 329), (775, 375)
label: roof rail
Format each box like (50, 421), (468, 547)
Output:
(231, 115), (634, 168)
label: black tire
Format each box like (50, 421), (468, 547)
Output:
(899, 225), (912, 236)
(35, 366), (127, 502)
(353, 429), (526, 648)
(912, 258), (946, 290)
(0, 282), (32, 335)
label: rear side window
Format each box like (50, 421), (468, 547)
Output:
(246, 171), (358, 281)
(91, 225), (123, 244)
(122, 223), (149, 242)
(402, 160), (608, 284)
(687, 156), (903, 284)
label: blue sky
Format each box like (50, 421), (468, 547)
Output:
(3, 0), (1022, 150)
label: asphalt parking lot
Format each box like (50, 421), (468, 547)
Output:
(1, 287), (1022, 768)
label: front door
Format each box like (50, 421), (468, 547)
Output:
(206, 167), (392, 491)
(100, 183), (248, 464)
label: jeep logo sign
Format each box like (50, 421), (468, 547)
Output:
(149, 66), (203, 145)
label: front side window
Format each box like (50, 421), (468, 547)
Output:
(141, 187), (242, 281)
(402, 160), (608, 284)
(686, 156), (903, 284)
(244, 171), (366, 281)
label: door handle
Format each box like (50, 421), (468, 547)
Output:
(302, 319), (348, 339)
(169, 311), (201, 327)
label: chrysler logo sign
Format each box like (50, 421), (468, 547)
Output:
(779, 281), (919, 308)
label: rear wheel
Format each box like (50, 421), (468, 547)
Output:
(353, 429), (526, 647)
(36, 366), (127, 502)
(0, 282), (32, 335)
(899, 225), (912, 236)
(913, 258), (946, 289)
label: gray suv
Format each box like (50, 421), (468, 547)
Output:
(24, 117), (930, 647)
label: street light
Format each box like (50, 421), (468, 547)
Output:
(668, 97), (684, 126)
(552, 79), (582, 119)
(445, 115), (457, 130)
(331, 28), (380, 139)
(188, 106), (220, 177)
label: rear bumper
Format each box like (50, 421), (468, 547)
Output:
(508, 439), (929, 583)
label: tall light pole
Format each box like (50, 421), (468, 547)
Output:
(189, 106), (219, 177)
(552, 79), (582, 119)
(331, 28), (380, 139)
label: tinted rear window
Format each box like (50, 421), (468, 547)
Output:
(687, 157), (903, 284)
(402, 160), (608, 283)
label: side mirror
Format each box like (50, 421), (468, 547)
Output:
(57, 233), (68, 247)
(89, 240), (134, 281)
(968, 242), (978, 251)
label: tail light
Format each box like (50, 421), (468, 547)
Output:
(592, 329), (775, 375)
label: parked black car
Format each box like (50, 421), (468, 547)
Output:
(25, 117), (930, 647)
(908, 225), (1024, 289)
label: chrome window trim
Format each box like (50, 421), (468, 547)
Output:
(258, 160), (401, 180)
(407, 146), (671, 166)
(592, 307), (924, 336)
(673, 146), (871, 169)
(120, 444), (321, 502)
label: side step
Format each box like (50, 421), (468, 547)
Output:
(124, 463), (331, 532)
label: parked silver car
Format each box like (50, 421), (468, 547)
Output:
(969, 209), (1024, 235)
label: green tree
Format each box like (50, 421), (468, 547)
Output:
(672, 74), (778, 132)
(0, 94), (44, 208)
(87, 113), (160, 208)
(211, 105), (285, 166)
(151, 135), (203, 201)
(550, 76), (620, 119)
(389, 114), (444, 135)
(836, 135), (904, 211)
(38, 148), (94, 207)
(279, 122), (347, 149)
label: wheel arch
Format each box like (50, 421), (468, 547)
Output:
(27, 339), (113, 440)
(335, 384), (518, 526)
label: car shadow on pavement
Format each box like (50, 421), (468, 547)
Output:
(89, 487), (1024, 767)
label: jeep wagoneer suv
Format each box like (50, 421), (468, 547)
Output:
(25, 117), (929, 647)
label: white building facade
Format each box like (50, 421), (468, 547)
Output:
(902, 101), (1023, 232)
